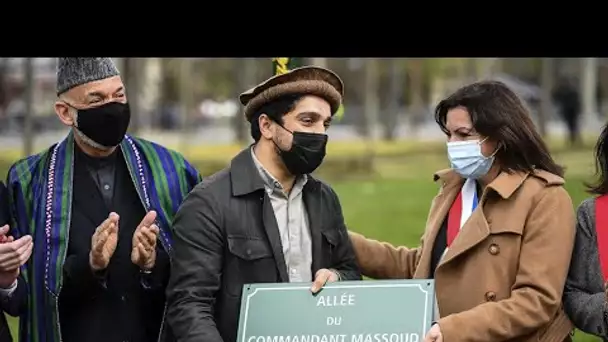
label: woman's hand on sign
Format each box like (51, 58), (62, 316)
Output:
(424, 323), (443, 342)
(310, 268), (340, 294)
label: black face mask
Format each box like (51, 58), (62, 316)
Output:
(273, 124), (328, 175)
(71, 101), (131, 147)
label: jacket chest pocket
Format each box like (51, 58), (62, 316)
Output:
(225, 235), (277, 295)
(321, 229), (340, 264)
(228, 235), (273, 261)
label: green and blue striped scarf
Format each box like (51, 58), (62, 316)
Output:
(6, 132), (201, 342)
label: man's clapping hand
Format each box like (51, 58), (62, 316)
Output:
(89, 213), (119, 271)
(131, 211), (159, 271)
(0, 224), (33, 288)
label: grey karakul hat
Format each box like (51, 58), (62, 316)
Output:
(56, 58), (120, 95)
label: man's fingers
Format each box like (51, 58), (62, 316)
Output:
(137, 243), (150, 260)
(95, 217), (113, 235)
(19, 243), (33, 266)
(0, 225), (9, 237)
(0, 260), (20, 271)
(108, 221), (118, 235)
(0, 241), (29, 269)
(139, 211), (157, 228)
(5, 236), (14, 243)
(94, 229), (109, 253)
(137, 231), (153, 251)
(8, 235), (32, 251)
(141, 227), (158, 248)
(14, 239), (32, 257)
(310, 269), (331, 294)
(131, 244), (139, 262)
(0, 237), (28, 262)
(148, 224), (160, 236)
(108, 212), (120, 224)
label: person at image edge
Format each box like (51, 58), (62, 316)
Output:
(5, 58), (201, 342)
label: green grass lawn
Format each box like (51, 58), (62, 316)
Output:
(0, 142), (603, 341)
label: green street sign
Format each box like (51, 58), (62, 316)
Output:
(236, 279), (435, 342)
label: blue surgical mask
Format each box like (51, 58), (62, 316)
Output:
(447, 138), (496, 179)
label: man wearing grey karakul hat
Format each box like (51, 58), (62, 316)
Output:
(5, 57), (202, 342)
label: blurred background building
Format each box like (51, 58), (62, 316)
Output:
(0, 57), (604, 155)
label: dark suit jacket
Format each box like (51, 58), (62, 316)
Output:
(166, 148), (361, 342)
(0, 181), (27, 342)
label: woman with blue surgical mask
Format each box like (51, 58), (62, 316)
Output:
(349, 81), (576, 342)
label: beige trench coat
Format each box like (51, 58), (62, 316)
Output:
(350, 169), (576, 342)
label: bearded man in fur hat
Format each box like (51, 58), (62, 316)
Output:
(5, 57), (201, 342)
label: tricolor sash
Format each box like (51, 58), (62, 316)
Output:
(447, 178), (479, 247)
(595, 195), (608, 282)
(435, 178), (479, 321)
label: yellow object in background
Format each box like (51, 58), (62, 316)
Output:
(271, 57), (345, 121)
(335, 103), (345, 121)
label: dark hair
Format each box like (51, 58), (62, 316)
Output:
(434, 80), (564, 177)
(249, 94), (304, 141)
(586, 124), (608, 194)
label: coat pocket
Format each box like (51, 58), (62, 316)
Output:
(227, 235), (274, 261)
(225, 235), (277, 296)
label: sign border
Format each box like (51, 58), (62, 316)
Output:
(237, 279), (435, 342)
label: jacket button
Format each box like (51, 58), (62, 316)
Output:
(246, 249), (252, 255)
(485, 291), (497, 302)
(488, 243), (500, 255)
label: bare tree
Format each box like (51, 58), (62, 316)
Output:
(0, 58), (7, 115)
(407, 59), (424, 130)
(123, 58), (142, 134)
(363, 58), (379, 141)
(179, 59), (195, 154)
(23, 58), (34, 156)
(233, 58), (256, 145)
(580, 58), (599, 132)
(538, 58), (554, 137)
(382, 58), (403, 141)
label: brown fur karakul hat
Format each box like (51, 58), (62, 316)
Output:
(239, 66), (344, 122)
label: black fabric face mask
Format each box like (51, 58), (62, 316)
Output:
(274, 124), (328, 176)
(71, 101), (131, 148)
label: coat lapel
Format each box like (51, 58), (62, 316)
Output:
(261, 194), (289, 281)
(414, 175), (462, 279)
(433, 170), (538, 270)
(303, 181), (323, 274)
(438, 208), (490, 267)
